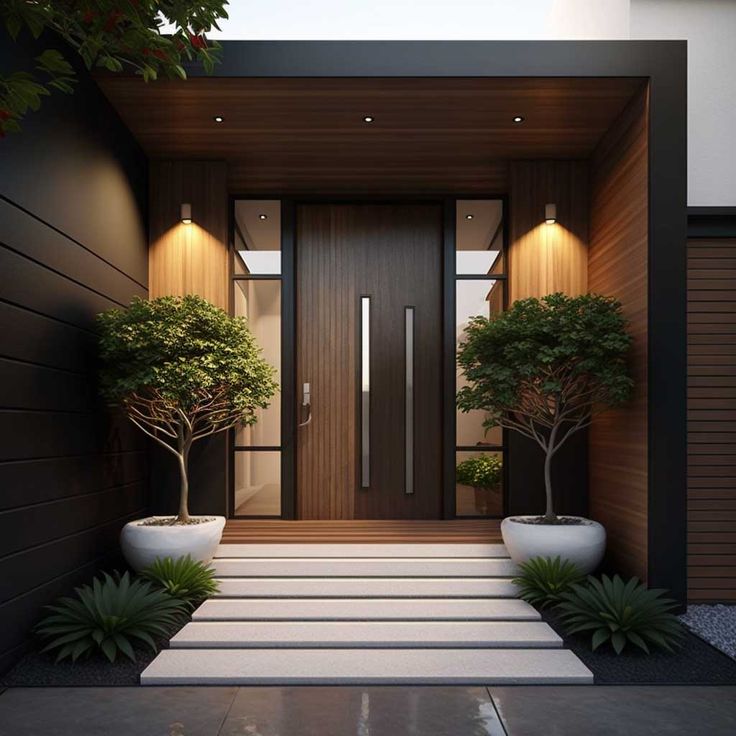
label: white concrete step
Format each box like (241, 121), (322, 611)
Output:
(193, 598), (539, 621)
(216, 543), (509, 558)
(141, 648), (593, 685)
(170, 620), (562, 648)
(212, 557), (517, 578)
(214, 577), (518, 598)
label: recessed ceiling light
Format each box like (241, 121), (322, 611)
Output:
(213, 115), (224, 123)
(512, 115), (524, 123)
(363, 115), (374, 123)
(465, 214), (474, 220)
(258, 214), (268, 221)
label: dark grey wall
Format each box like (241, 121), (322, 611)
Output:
(0, 36), (149, 672)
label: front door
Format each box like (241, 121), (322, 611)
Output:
(296, 203), (443, 519)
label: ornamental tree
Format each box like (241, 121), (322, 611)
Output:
(98, 295), (277, 523)
(457, 293), (633, 523)
(0, 0), (228, 136)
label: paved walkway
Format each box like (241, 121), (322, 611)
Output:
(1, 685), (735, 735)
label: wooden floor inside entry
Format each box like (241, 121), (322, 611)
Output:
(223, 519), (502, 543)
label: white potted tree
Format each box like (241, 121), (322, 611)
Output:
(98, 295), (277, 570)
(457, 293), (633, 573)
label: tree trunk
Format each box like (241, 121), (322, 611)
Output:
(176, 429), (192, 523)
(543, 422), (560, 523)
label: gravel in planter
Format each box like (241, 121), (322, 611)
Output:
(1, 637), (170, 688)
(680, 604), (736, 660)
(541, 609), (736, 685)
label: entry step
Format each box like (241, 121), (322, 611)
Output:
(141, 647), (593, 685)
(216, 543), (509, 558)
(193, 597), (539, 621)
(214, 577), (518, 598)
(212, 557), (517, 578)
(171, 620), (562, 648)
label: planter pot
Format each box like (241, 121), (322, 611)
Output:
(120, 516), (225, 571)
(501, 515), (606, 574)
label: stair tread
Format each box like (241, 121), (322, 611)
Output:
(214, 577), (518, 597)
(141, 648), (593, 685)
(212, 558), (517, 578)
(171, 620), (562, 648)
(193, 597), (539, 621)
(217, 543), (509, 558)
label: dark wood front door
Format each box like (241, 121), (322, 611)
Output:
(296, 203), (443, 519)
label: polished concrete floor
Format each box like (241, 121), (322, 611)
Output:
(1, 685), (735, 735)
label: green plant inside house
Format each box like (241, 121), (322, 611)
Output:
(0, 0), (229, 137)
(142, 555), (219, 610)
(457, 292), (633, 523)
(35, 571), (186, 663)
(98, 294), (277, 524)
(456, 454), (502, 490)
(512, 556), (585, 609)
(556, 574), (684, 655)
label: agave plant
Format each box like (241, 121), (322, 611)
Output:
(512, 556), (585, 609)
(556, 574), (684, 654)
(35, 571), (186, 663)
(141, 555), (219, 609)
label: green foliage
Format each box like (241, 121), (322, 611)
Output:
(141, 555), (219, 609)
(556, 574), (684, 655)
(35, 572), (186, 663)
(457, 293), (633, 428)
(97, 295), (277, 417)
(457, 293), (633, 520)
(0, 0), (229, 135)
(512, 556), (585, 609)
(456, 454), (502, 489)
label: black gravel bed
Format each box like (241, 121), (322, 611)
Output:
(0, 638), (170, 688)
(542, 610), (736, 685)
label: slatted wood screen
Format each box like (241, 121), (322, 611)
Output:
(688, 237), (736, 601)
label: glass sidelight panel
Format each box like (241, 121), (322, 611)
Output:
(234, 450), (281, 516)
(456, 199), (504, 275)
(233, 200), (281, 275)
(234, 279), (281, 446)
(361, 296), (370, 488)
(455, 450), (504, 517)
(456, 279), (504, 447)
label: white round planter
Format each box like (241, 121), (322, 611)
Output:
(120, 516), (225, 571)
(501, 515), (606, 574)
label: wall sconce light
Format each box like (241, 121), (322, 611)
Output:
(180, 203), (192, 225)
(544, 203), (557, 225)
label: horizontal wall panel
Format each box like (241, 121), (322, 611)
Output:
(0, 246), (119, 330)
(0, 358), (95, 412)
(0, 411), (142, 462)
(0, 451), (146, 511)
(688, 238), (736, 601)
(0, 510), (142, 604)
(0, 481), (146, 558)
(0, 301), (93, 373)
(0, 199), (147, 306)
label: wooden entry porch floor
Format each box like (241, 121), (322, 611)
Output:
(223, 519), (502, 544)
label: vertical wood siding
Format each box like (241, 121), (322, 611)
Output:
(587, 87), (649, 581)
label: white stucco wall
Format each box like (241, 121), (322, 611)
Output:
(631, 0), (736, 206)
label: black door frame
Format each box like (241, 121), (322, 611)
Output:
(229, 194), (508, 521)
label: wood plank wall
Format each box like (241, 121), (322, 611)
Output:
(588, 86), (649, 581)
(687, 237), (736, 601)
(149, 160), (228, 309)
(0, 38), (149, 673)
(508, 160), (589, 301)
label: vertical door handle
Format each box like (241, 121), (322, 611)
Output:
(405, 307), (414, 494)
(298, 382), (312, 427)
